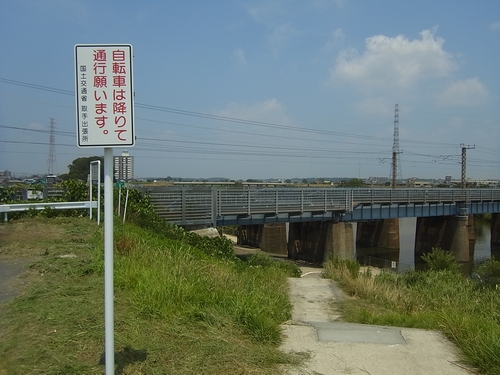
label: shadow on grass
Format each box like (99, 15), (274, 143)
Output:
(99, 345), (148, 374)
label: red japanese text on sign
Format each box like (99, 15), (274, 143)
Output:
(75, 44), (134, 148)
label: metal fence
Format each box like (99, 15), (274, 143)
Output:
(0, 201), (98, 222)
(143, 187), (500, 226)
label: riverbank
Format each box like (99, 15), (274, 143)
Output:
(0, 217), (301, 374)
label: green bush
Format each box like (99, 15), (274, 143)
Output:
(58, 180), (89, 202)
(421, 247), (461, 273)
(475, 258), (500, 288)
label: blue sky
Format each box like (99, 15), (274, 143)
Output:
(1, 0), (499, 180)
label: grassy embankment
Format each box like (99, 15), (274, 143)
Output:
(0, 217), (303, 375)
(324, 255), (500, 375)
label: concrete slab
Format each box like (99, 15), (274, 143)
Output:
(311, 321), (407, 345)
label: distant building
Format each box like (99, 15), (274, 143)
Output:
(0, 170), (12, 178)
(114, 150), (134, 182)
(411, 180), (433, 188)
(366, 176), (390, 185)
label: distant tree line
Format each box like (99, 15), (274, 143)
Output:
(59, 156), (104, 181)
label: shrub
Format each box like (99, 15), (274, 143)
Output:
(421, 247), (461, 273)
(475, 258), (500, 288)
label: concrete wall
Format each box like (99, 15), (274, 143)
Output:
(324, 222), (355, 261)
(237, 223), (287, 255)
(491, 213), (500, 246)
(288, 222), (328, 263)
(415, 215), (470, 262)
(356, 219), (400, 250)
(288, 221), (354, 263)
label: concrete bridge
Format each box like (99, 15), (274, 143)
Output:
(143, 187), (500, 265)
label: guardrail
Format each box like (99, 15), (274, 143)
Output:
(145, 187), (500, 226)
(1, 201), (98, 222)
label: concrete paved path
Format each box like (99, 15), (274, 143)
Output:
(280, 266), (475, 375)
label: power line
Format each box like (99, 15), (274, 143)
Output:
(0, 77), (462, 147)
(2, 77), (498, 178)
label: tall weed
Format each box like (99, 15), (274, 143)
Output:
(113, 223), (292, 344)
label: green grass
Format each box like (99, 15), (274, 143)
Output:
(0, 217), (302, 375)
(324, 257), (500, 375)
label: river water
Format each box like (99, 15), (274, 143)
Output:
(354, 217), (499, 270)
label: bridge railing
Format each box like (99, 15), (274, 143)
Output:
(216, 189), (350, 216)
(149, 190), (214, 225)
(145, 187), (500, 226)
(350, 188), (500, 206)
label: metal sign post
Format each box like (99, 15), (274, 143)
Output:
(90, 160), (101, 225)
(75, 44), (135, 375)
(103, 147), (114, 374)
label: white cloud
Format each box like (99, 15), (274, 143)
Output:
(434, 78), (489, 107)
(232, 48), (246, 64)
(245, 2), (299, 54)
(216, 99), (294, 126)
(330, 29), (456, 90)
(268, 23), (296, 51)
(489, 22), (500, 31)
(324, 28), (345, 51)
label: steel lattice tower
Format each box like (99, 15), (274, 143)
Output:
(47, 118), (56, 175)
(460, 144), (475, 189)
(390, 104), (402, 188)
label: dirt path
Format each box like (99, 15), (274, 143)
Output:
(0, 259), (29, 304)
(280, 266), (475, 375)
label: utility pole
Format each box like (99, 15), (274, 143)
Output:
(460, 144), (475, 189)
(390, 104), (402, 189)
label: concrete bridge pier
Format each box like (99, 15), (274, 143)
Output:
(491, 213), (500, 246)
(491, 214), (500, 260)
(415, 215), (470, 263)
(467, 214), (476, 260)
(288, 221), (354, 263)
(356, 219), (400, 250)
(237, 223), (287, 255)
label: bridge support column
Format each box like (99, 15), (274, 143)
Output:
(491, 214), (500, 260)
(237, 223), (287, 255)
(356, 219), (400, 250)
(288, 221), (354, 263)
(324, 222), (355, 261)
(491, 214), (500, 246)
(415, 215), (470, 262)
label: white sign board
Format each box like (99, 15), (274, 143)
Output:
(75, 44), (135, 148)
